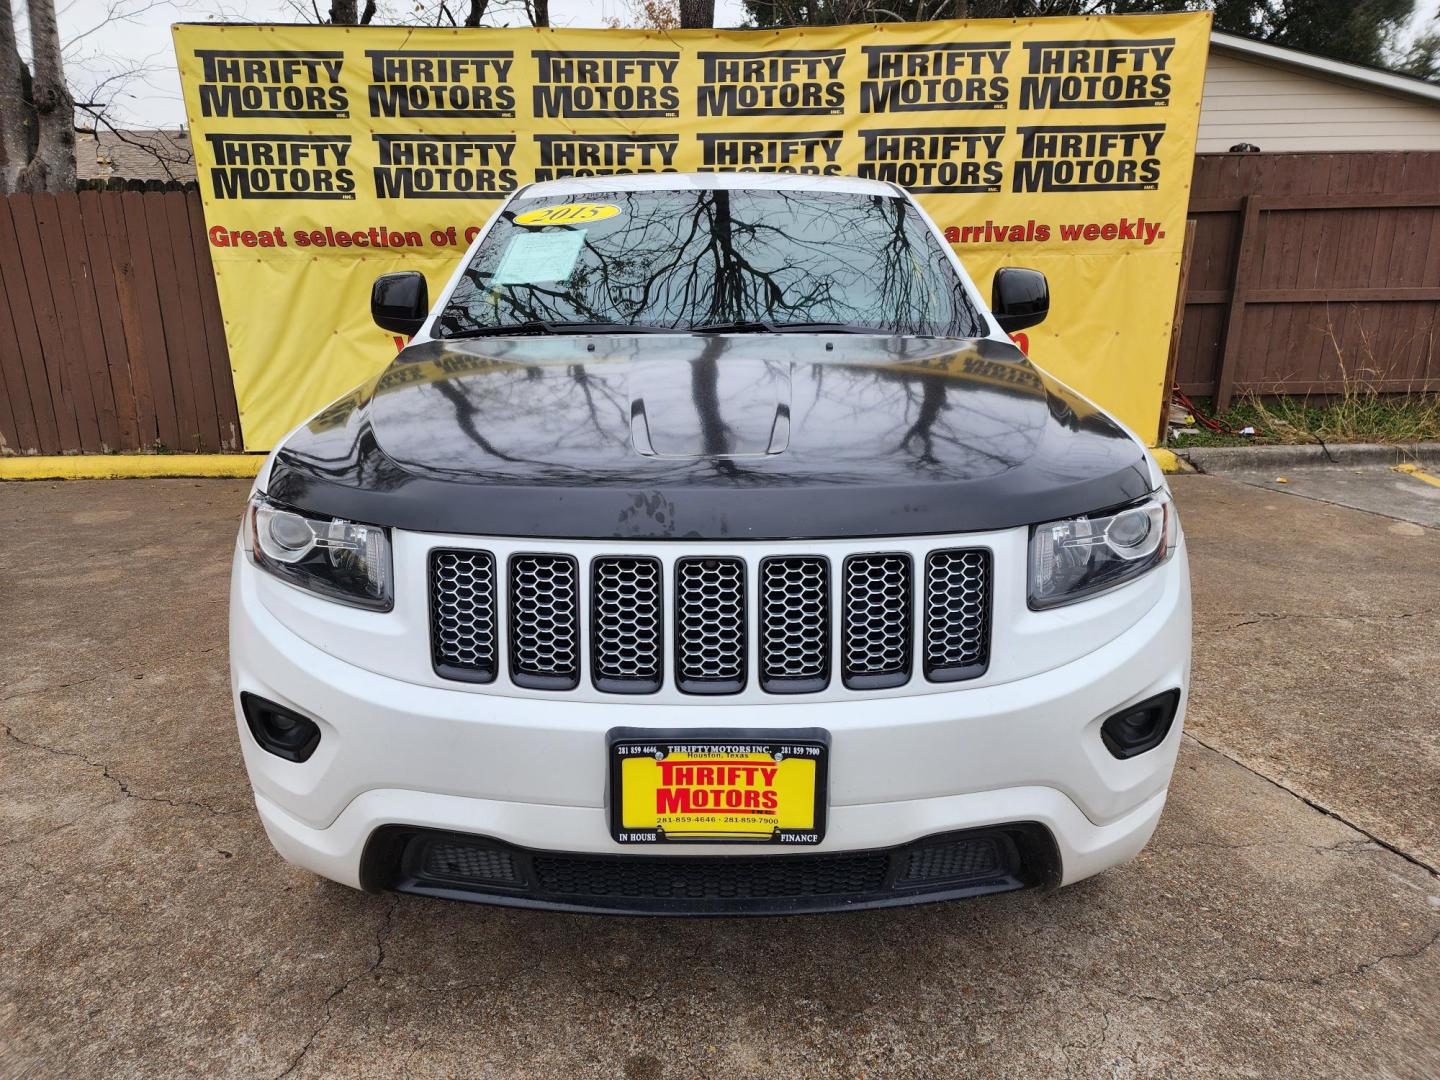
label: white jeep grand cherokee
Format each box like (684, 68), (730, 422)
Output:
(231, 173), (1190, 915)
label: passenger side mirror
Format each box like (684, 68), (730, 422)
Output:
(991, 267), (1049, 334)
(371, 271), (429, 336)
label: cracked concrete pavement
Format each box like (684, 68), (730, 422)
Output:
(1, 475), (1437, 1079)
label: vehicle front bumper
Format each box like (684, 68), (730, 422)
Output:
(230, 543), (1190, 911)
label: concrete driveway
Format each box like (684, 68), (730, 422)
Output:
(1, 475), (1436, 1079)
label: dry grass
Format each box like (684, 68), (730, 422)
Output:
(1172, 388), (1440, 448)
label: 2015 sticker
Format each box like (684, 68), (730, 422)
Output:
(513, 202), (621, 227)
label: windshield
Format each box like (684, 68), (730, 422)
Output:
(433, 188), (986, 338)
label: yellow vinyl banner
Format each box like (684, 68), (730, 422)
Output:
(173, 14), (1210, 450)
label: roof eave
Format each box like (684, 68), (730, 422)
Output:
(1211, 30), (1440, 106)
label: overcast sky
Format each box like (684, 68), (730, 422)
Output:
(27, 0), (1440, 129)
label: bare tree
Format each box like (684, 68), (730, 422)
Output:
(679, 0), (715, 27)
(0, 0), (32, 191)
(0, 0), (75, 193)
(326, 0), (379, 23)
(465, 0), (490, 25)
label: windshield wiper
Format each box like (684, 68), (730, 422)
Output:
(691, 319), (781, 334)
(691, 320), (884, 335)
(447, 320), (672, 338)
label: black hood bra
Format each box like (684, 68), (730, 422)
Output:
(265, 334), (1152, 541)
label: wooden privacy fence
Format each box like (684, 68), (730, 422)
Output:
(0, 189), (239, 456)
(1177, 151), (1440, 410)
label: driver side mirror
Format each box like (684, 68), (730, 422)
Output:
(371, 271), (429, 336)
(991, 267), (1049, 334)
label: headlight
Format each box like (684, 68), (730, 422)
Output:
(244, 493), (392, 611)
(1028, 491), (1173, 609)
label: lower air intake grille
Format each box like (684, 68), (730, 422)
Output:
(675, 557), (746, 694)
(923, 549), (991, 681)
(370, 825), (1056, 914)
(509, 554), (580, 690)
(429, 550), (498, 682)
(591, 556), (663, 693)
(759, 556), (830, 693)
(841, 553), (912, 689)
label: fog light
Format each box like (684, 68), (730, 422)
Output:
(241, 693), (321, 762)
(1100, 690), (1181, 760)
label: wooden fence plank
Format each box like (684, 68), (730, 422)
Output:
(162, 190), (222, 451)
(31, 192), (107, 451)
(54, 192), (123, 450)
(100, 192), (161, 448)
(0, 208), (46, 453)
(7, 195), (86, 450)
(141, 192), (203, 450)
(77, 189), (140, 449)
(119, 191), (182, 449)
(0, 344), (19, 454)
(1213, 194), (1261, 412)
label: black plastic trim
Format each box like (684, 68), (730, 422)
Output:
(840, 552), (913, 691)
(359, 822), (1063, 916)
(240, 692), (322, 763)
(589, 555), (664, 695)
(758, 555), (831, 695)
(1101, 689), (1182, 760)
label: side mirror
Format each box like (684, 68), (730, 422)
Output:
(991, 267), (1049, 334)
(371, 271), (429, 336)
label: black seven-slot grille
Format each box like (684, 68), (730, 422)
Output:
(427, 549), (992, 694)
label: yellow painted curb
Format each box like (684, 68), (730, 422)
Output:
(1149, 448), (1190, 474)
(0, 455), (263, 480)
(1392, 462), (1440, 489)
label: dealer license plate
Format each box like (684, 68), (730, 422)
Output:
(608, 728), (829, 845)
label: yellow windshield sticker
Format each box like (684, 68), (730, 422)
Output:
(513, 202), (621, 228)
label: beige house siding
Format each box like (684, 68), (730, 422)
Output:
(1198, 49), (1440, 152)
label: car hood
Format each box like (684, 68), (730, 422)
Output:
(266, 334), (1153, 540)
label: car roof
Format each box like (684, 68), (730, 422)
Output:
(514, 172), (906, 200)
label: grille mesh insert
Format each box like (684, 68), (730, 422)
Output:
(923, 549), (991, 681)
(508, 554), (580, 689)
(899, 835), (1002, 884)
(842, 554), (912, 689)
(532, 851), (890, 900)
(592, 556), (662, 693)
(759, 556), (829, 692)
(430, 550), (498, 681)
(422, 840), (519, 885)
(675, 557), (746, 693)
